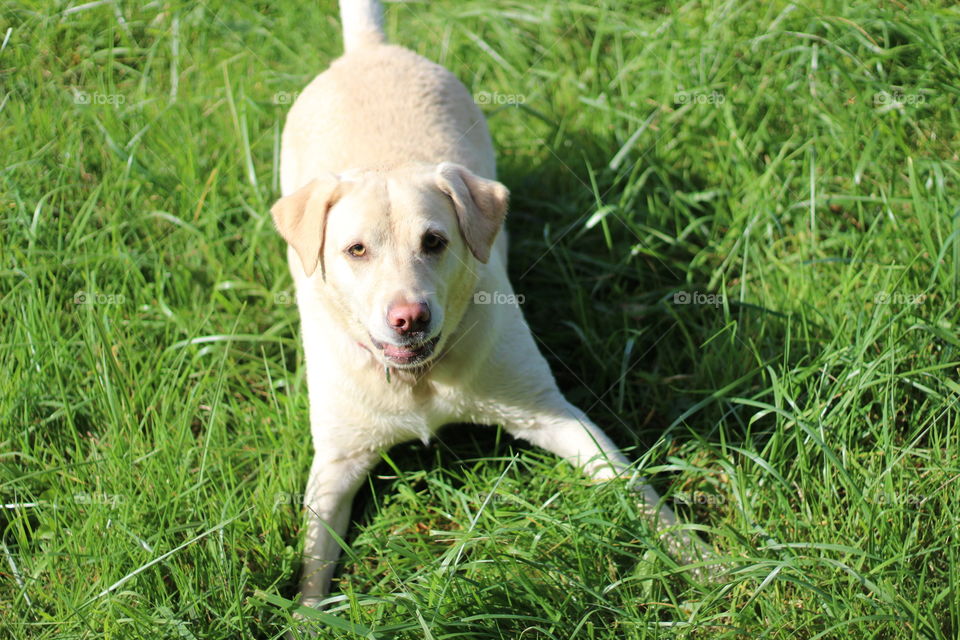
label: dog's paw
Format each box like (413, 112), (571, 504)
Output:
(284, 597), (325, 639)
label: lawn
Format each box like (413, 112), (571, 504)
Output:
(2, 0), (959, 638)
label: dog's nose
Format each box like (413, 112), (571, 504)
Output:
(387, 302), (430, 335)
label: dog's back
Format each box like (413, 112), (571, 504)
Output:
(279, 0), (496, 195)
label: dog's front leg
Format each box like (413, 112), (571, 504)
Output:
(500, 393), (714, 573)
(298, 448), (378, 608)
(502, 394), (631, 480)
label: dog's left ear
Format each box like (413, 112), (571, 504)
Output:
(270, 174), (342, 278)
(436, 162), (509, 264)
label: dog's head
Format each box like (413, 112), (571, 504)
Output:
(271, 163), (508, 369)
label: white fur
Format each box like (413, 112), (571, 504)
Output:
(272, 0), (711, 610)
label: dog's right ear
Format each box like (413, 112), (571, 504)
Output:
(270, 174), (341, 278)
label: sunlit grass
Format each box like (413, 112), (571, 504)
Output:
(2, 0), (959, 638)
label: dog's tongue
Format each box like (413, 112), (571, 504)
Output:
(383, 343), (418, 359)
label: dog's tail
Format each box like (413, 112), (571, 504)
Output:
(339, 0), (386, 53)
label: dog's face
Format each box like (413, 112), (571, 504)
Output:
(272, 163), (508, 369)
(322, 171), (473, 367)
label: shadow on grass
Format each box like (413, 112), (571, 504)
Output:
(496, 118), (789, 451)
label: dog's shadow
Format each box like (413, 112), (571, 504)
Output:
(493, 108), (783, 454)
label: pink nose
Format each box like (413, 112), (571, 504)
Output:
(387, 301), (431, 335)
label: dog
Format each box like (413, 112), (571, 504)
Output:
(271, 0), (709, 610)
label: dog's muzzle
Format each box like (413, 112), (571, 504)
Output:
(369, 334), (441, 366)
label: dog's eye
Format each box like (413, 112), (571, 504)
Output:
(346, 243), (366, 258)
(422, 233), (447, 254)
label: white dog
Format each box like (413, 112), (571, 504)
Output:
(271, 0), (708, 609)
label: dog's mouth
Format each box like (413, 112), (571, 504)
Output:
(369, 334), (441, 367)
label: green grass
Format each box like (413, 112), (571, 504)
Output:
(2, 0), (959, 637)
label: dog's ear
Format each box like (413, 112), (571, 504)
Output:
(270, 174), (342, 277)
(436, 162), (509, 264)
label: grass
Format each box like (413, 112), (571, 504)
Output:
(2, 0), (959, 637)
